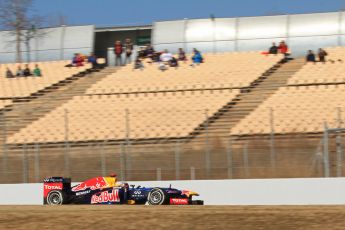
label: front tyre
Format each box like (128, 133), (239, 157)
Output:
(47, 190), (66, 205)
(147, 188), (166, 205)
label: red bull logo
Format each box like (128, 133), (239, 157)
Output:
(72, 177), (108, 192)
(91, 189), (120, 204)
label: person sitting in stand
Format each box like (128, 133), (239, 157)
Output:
(191, 48), (203, 66)
(159, 49), (173, 63)
(178, 48), (187, 61)
(71, 53), (84, 67)
(23, 64), (32, 77)
(269, 42), (278, 54)
(169, 57), (178, 68)
(87, 52), (98, 69)
(6, 67), (14, 78)
(138, 47), (146, 58)
(318, 48), (328, 63)
(306, 50), (316, 63)
(33, 64), (42, 77)
(16, 66), (23, 77)
(134, 58), (144, 70)
(144, 44), (155, 58)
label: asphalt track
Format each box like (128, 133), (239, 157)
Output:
(0, 206), (345, 229)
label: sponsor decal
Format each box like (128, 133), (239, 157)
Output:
(76, 190), (91, 196)
(43, 182), (63, 197)
(170, 198), (189, 205)
(44, 184), (63, 190)
(133, 191), (141, 195)
(91, 189), (120, 204)
(167, 190), (180, 194)
(72, 177), (109, 192)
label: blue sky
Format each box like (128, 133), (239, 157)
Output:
(34, 0), (345, 27)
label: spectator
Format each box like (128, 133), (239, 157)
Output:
(114, 40), (123, 66)
(5, 67), (14, 78)
(191, 48), (203, 66)
(144, 44), (155, 58)
(71, 53), (84, 67)
(269, 42), (278, 54)
(23, 64), (32, 77)
(278, 40), (289, 56)
(159, 49), (173, 62)
(88, 52), (98, 69)
(169, 57), (178, 68)
(124, 38), (134, 64)
(16, 66), (23, 77)
(178, 48), (187, 61)
(138, 47), (146, 58)
(33, 64), (42, 77)
(318, 48), (328, 62)
(306, 50), (316, 63)
(133, 58), (144, 70)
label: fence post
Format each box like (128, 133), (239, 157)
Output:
(64, 109), (70, 177)
(22, 144), (28, 183)
(174, 141), (181, 180)
(34, 143), (40, 183)
(323, 122), (330, 177)
(190, 166), (195, 180)
(243, 142), (249, 178)
(227, 140), (233, 179)
(156, 168), (162, 181)
(100, 142), (106, 176)
(336, 107), (343, 177)
(2, 113), (7, 177)
(120, 143), (126, 181)
(204, 109), (211, 179)
(269, 108), (276, 168)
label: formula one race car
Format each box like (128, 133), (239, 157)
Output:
(43, 175), (204, 205)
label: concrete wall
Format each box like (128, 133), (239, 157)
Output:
(2, 178), (345, 205)
(152, 11), (345, 56)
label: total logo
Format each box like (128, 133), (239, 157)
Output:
(44, 184), (62, 190)
(91, 189), (120, 204)
(170, 198), (189, 205)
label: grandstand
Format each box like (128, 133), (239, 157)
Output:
(1, 11), (345, 183)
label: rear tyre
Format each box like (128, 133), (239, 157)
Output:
(47, 190), (66, 205)
(147, 188), (166, 205)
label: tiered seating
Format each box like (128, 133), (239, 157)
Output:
(87, 52), (282, 94)
(8, 89), (240, 143)
(288, 47), (345, 85)
(0, 99), (12, 110)
(0, 61), (91, 98)
(230, 85), (345, 135)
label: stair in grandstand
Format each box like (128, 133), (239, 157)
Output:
(188, 58), (306, 144)
(0, 67), (117, 137)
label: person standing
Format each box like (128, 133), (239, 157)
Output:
(124, 38), (134, 64)
(114, 40), (123, 66)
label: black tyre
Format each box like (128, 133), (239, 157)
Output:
(47, 190), (66, 205)
(147, 188), (166, 205)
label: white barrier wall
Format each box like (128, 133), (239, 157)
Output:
(152, 11), (345, 56)
(0, 25), (95, 63)
(2, 178), (345, 205)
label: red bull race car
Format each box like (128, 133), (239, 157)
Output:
(43, 175), (204, 205)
